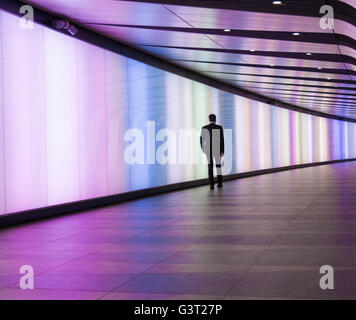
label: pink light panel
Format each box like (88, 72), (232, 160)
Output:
(0, 10), (355, 215)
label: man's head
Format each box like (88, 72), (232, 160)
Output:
(208, 114), (216, 123)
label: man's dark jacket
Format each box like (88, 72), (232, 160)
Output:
(200, 123), (225, 157)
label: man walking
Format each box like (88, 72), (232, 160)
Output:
(200, 114), (224, 190)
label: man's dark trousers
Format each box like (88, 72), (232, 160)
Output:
(208, 155), (222, 188)
(200, 122), (224, 188)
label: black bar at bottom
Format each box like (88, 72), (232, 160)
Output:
(0, 300), (350, 316)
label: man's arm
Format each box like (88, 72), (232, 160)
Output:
(220, 126), (225, 155)
(201, 127), (210, 154)
(200, 129), (203, 150)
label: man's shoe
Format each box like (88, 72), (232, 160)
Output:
(217, 184), (223, 189)
(210, 186), (214, 190)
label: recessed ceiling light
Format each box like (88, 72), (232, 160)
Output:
(327, 78), (331, 80)
(250, 49), (256, 52)
(270, 64), (275, 67)
(293, 32), (300, 36)
(306, 52), (312, 55)
(273, 1), (283, 4)
(318, 67), (323, 70)
(224, 28), (231, 32)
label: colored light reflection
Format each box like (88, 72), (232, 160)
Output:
(0, 10), (355, 215)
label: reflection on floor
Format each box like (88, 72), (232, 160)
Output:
(0, 162), (356, 300)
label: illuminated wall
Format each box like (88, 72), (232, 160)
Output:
(0, 10), (356, 215)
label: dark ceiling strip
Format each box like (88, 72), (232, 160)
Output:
(254, 88), (356, 98)
(295, 105), (356, 111)
(289, 104), (356, 111)
(205, 71), (356, 85)
(176, 59), (356, 76)
(269, 100), (356, 109)
(335, 34), (356, 52)
(233, 79), (356, 92)
(143, 45), (356, 66)
(273, 96), (356, 106)
(118, 0), (356, 27)
(295, 102), (356, 109)
(275, 94), (356, 103)
(333, 28), (354, 82)
(4, 0), (355, 122)
(240, 84), (356, 94)
(328, 0), (356, 28)
(264, 92), (356, 102)
(89, 24), (356, 52)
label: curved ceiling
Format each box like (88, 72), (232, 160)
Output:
(23, 0), (356, 119)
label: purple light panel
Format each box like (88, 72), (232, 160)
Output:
(0, 10), (355, 216)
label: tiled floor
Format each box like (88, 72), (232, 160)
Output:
(0, 162), (356, 300)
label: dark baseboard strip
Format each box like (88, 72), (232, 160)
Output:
(1, 158), (355, 228)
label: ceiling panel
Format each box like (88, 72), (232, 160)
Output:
(22, 0), (356, 119)
(206, 35), (339, 53)
(144, 46), (348, 69)
(164, 7), (329, 32)
(177, 61), (353, 79)
(234, 80), (356, 93)
(91, 25), (221, 48)
(25, 0), (190, 26)
(340, 0), (356, 9)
